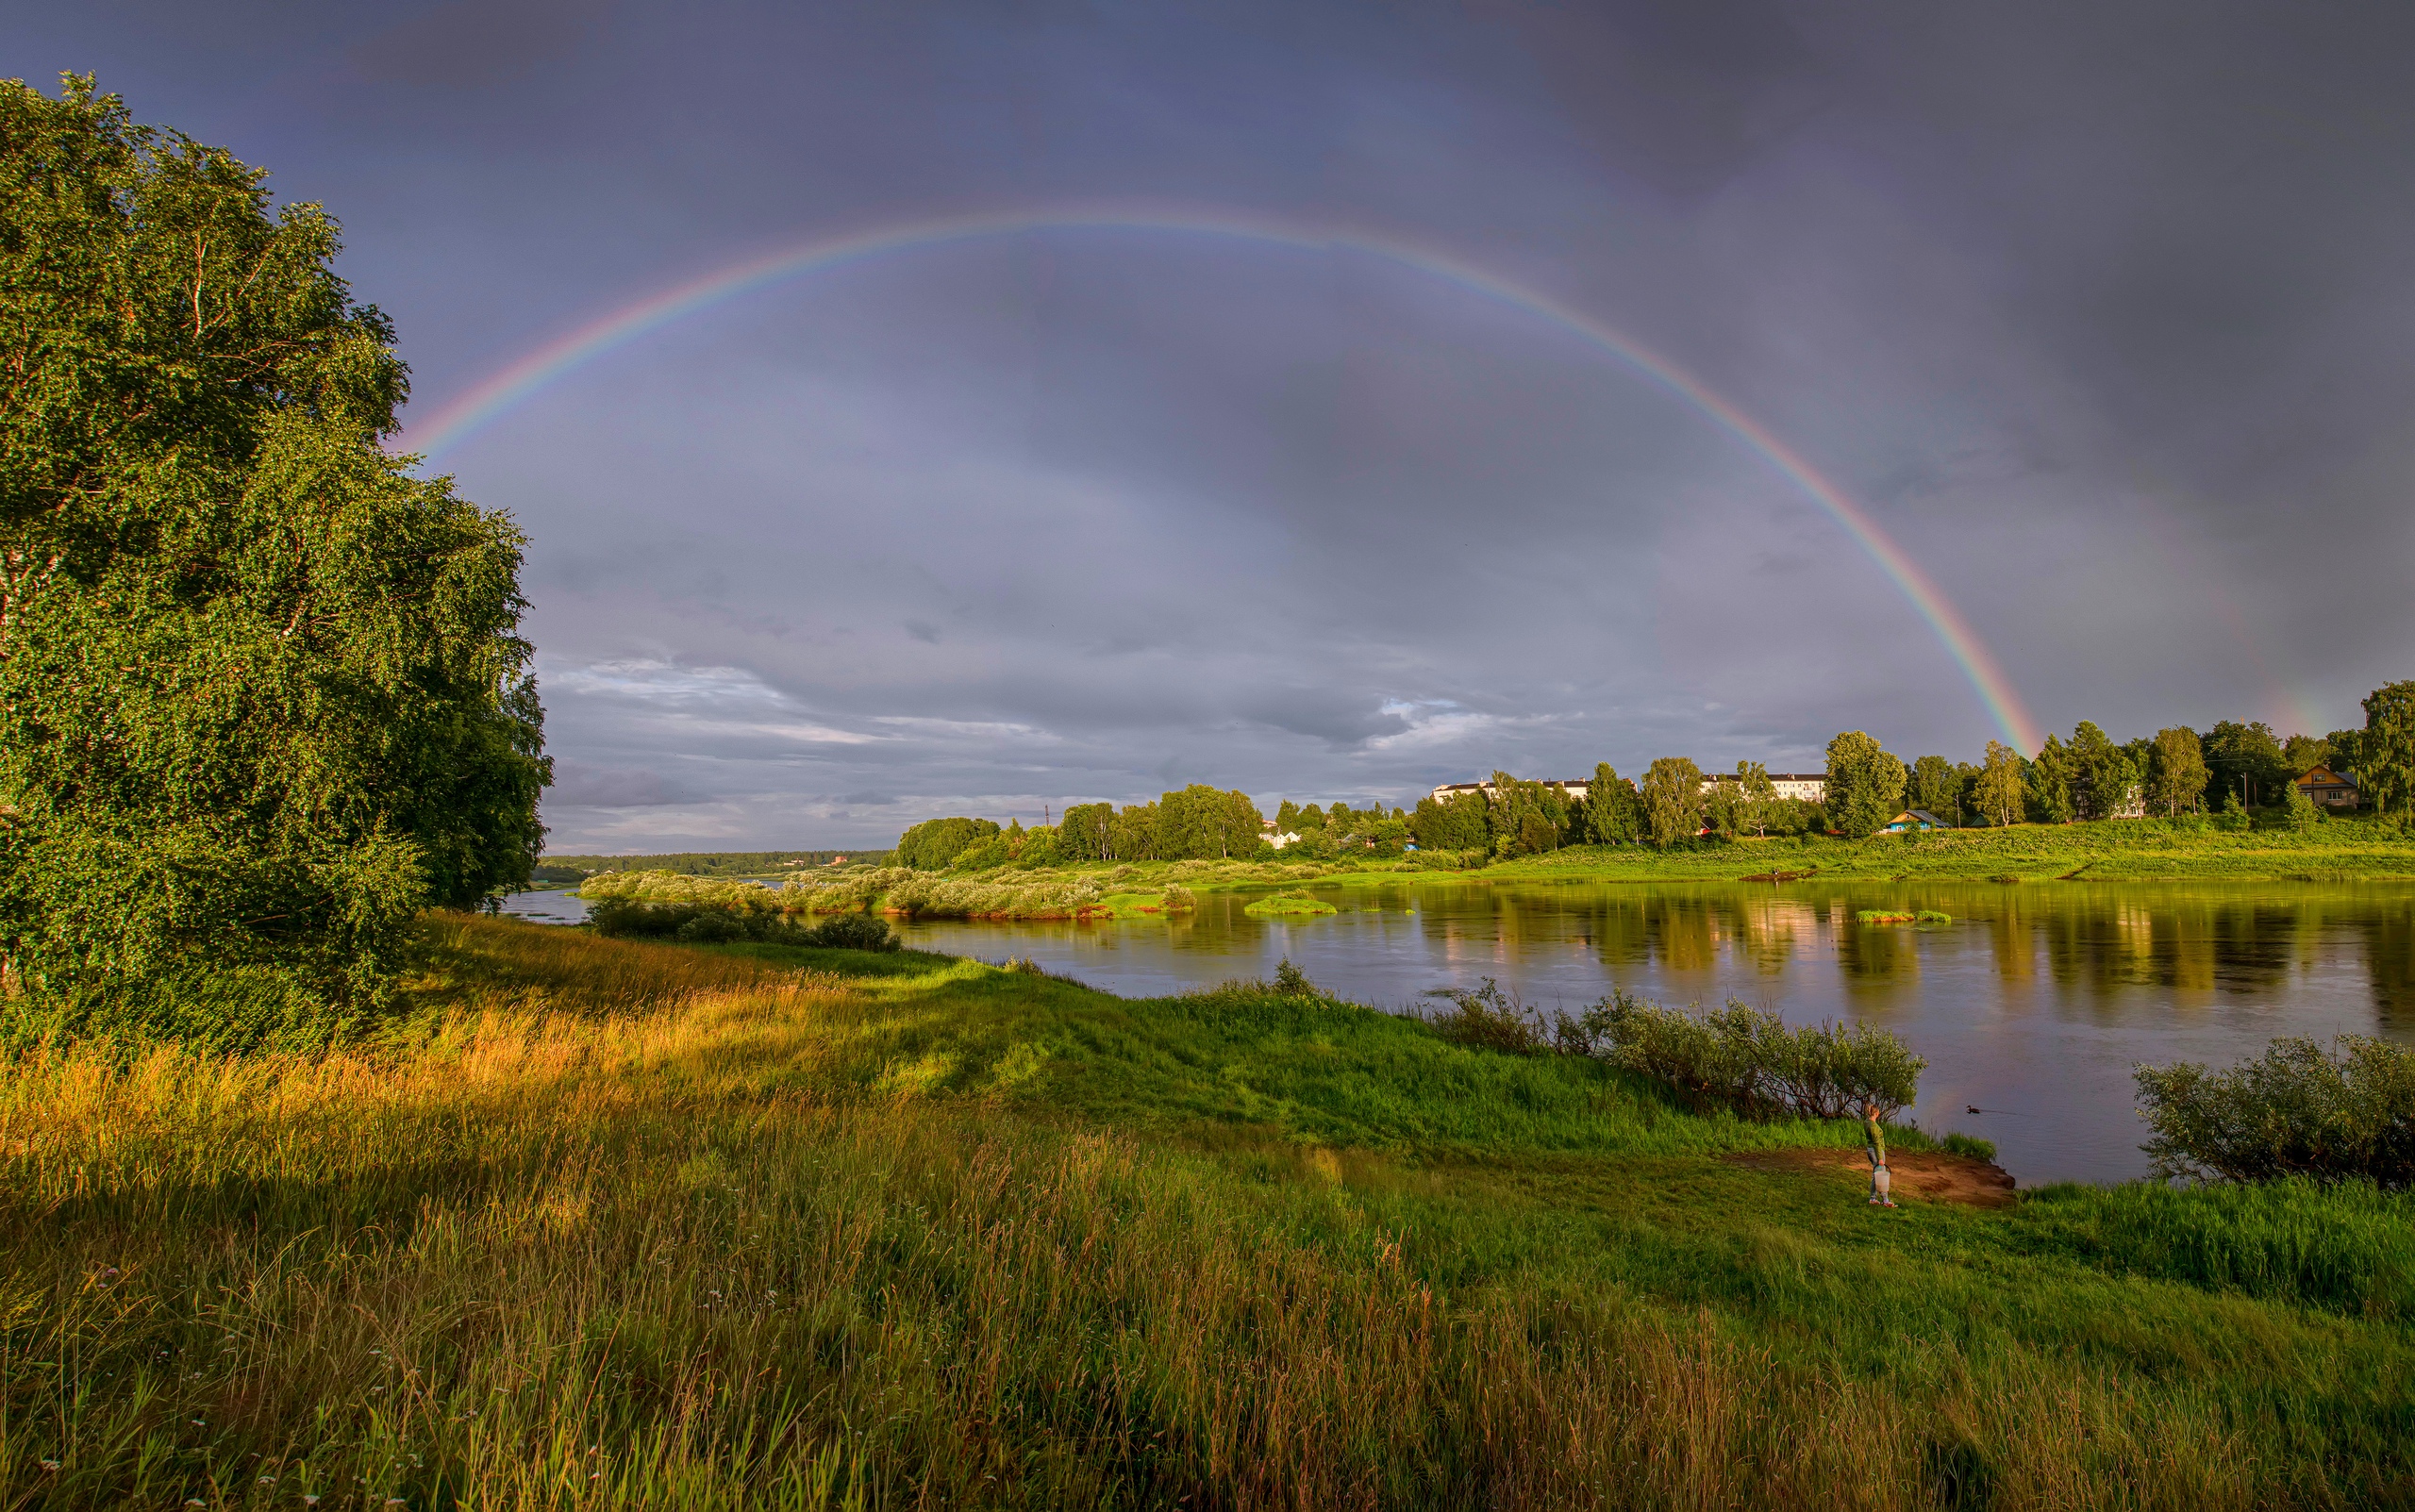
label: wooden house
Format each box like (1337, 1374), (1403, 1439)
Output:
(2293, 766), (2360, 808)
(1881, 809), (1946, 833)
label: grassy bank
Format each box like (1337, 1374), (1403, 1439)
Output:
(4, 917), (2410, 1508)
(1193, 814), (2415, 889)
(567, 818), (2415, 922)
(1480, 814), (2415, 884)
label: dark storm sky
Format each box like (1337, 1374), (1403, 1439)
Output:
(19, 2), (2415, 848)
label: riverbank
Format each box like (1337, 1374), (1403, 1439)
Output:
(1470, 814), (2415, 884)
(7, 914), (2407, 1506)
(572, 817), (2415, 927)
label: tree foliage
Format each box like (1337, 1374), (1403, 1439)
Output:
(1581, 763), (1642, 845)
(2281, 733), (2331, 776)
(1409, 789), (1489, 852)
(2065, 721), (2139, 821)
(1479, 772), (1574, 856)
(2147, 727), (2210, 817)
(2203, 720), (2289, 810)
(0, 78), (547, 1030)
(895, 817), (1001, 870)
(1907, 756), (1957, 822)
(1724, 761), (1773, 837)
(1639, 758), (1705, 848)
(1973, 741), (2024, 827)
(1055, 803), (1113, 862)
(2025, 735), (2074, 824)
(1157, 785), (1265, 858)
(2354, 681), (2415, 820)
(1822, 732), (1905, 838)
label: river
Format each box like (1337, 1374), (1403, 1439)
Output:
(502, 878), (2415, 1187)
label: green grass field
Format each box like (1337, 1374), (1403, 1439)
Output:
(1210, 815), (2415, 889)
(553, 820), (2415, 931)
(5, 915), (2410, 1508)
(1477, 814), (2415, 884)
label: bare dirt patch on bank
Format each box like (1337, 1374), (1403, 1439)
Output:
(1724, 1147), (2019, 1208)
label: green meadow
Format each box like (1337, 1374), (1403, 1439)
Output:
(6, 915), (2409, 1509)
(1474, 814), (2415, 884)
(572, 818), (2415, 926)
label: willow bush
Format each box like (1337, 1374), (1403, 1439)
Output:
(2136, 1035), (2415, 1187)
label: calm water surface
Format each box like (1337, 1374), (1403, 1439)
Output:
(505, 879), (2415, 1187)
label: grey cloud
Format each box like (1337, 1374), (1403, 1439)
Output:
(347, 0), (596, 91)
(544, 761), (691, 809)
(25, 0), (2413, 846)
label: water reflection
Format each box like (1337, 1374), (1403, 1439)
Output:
(896, 880), (2414, 1187)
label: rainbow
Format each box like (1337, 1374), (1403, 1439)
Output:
(397, 207), (2043, 754)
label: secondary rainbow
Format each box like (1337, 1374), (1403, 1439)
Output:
(399, 208), (2043, 754)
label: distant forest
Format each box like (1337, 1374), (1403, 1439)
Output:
(529, 687), (2414, 883)
(534, 850), (895, 884)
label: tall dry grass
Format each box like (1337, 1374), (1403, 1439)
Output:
(0, 920), (2349, 1508)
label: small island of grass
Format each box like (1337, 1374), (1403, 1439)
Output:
(1244, 890), (1340, 917)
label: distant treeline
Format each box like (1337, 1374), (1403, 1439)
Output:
(895, 786), (1267, 871)
(535, 850), (894, 885)
(575, 682), (2415, 887)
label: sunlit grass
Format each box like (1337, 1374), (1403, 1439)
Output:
(2, 916), (2407, 1507)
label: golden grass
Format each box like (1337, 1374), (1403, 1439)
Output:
(0, 918), (2371, 1508)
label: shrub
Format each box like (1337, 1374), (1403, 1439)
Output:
(1160, 884), (1198, 911)
(2135, 1036), (2415, 1186)
(2283, 785), (2323, 833)
(590, 899), (899, 952)
(1940, 1132), (1997, 1161)
(1424, 979), (1548, 1055)
(582, 871), (778, 909)
(1563, 992), (1924, 1123)
(675, 912), (748, 944)
(882, 874), (1104, 920)
(1274, 958), (1326, 999)
(800, 912), (898, 952)
(588, 898), (726, 939)
(781, 867), (914, 913)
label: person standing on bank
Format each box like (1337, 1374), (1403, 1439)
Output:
(1864, 1104), (1896, 1207)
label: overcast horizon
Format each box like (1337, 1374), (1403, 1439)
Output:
(23, 2), (2415, 850)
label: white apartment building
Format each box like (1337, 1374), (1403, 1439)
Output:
(1432, 773), (1827, 805)
(1428, 779), (1594, 804)
(1702, 771), (1828, 803)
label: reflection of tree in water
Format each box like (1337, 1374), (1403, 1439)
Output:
(1578, 892), (1654, 968)
(1985, 891), (2038, 983)
(1569, 889), (1722, 981)
(1833, 902), (1919, 1000)
(1649, 894), (1720, 975)
(2036, 885), (2318, 1005)
(1724, 892), (1814, 974)
(1446, 881), (2415, 1041)
(2362, 899), (2415, 1027)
